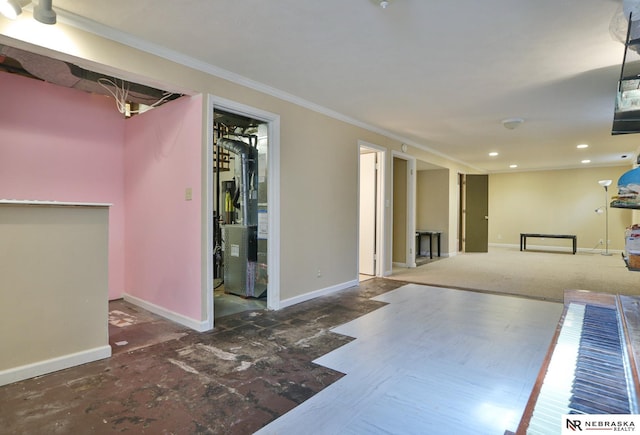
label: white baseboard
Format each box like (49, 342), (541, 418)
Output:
(489, 242), (623, 255)
(280, 279), (359, 309)
(123, 293), (211, 332)
(488, 243), (519, 250)
(0, 345), (112, 387)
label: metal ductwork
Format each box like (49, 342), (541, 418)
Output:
(217, 138), (258, 226)
(0, 44), (181, 108)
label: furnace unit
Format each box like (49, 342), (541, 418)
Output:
(223, 224), (259, 297)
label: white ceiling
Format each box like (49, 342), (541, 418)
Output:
(50, 0), (639, 172)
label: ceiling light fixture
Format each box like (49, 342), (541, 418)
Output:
(509, 164), (518, 168)
(582, 159), (591, 164)
(34, 0), (55, 24)
(502, 118), (524, 130)
(489, 152), (499, 157)
(0, 0), (56, 24)
(576, 144), (589, 149)
(380, 1), (389, 8)
(0, 0), (22, 19)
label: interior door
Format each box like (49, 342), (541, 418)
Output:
(464, 174), (488, 252)
(359, 152), (376, 275)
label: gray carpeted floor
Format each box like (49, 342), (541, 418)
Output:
(389, 245), (639, 302)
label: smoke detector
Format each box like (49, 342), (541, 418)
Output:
(502, 118), (524, 130)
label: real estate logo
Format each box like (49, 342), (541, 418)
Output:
(561, 414), (639, 433)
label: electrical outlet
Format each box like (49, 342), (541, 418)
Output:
(317, 268), (322, 278)
(598, 239), (604, 245)
(185, 187), (192, 201)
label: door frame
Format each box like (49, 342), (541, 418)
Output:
(358, 141), (386, 277)
(391, 150), (417, 268)
(205, 94), (281, 328)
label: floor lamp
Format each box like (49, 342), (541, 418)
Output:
(598, 179), (612, 256)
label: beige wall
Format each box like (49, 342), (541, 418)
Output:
(412, 154), (482, 256)
(0, 15), (480, 307)
(0, 203), (110, 385)
(417, 169), (450, 254)
(489, 166), (633, 251)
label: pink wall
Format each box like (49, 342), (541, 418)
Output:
(0, 72), (204, 320)
(0, 72), (125, 299)
(124, 95), (203, 320)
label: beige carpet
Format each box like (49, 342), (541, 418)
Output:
(389, 246), (639, 302)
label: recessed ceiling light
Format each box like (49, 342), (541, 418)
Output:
(581, 159), (591, 164)
(489, 152), (499, 157)
(509, 164), (518, 168)
(576, 144), (589, 149)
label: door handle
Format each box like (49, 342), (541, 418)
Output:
(484, 216), (489, 220)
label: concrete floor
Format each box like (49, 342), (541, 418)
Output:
(214, 283), (267, 318)
(0, 278), (404, 434)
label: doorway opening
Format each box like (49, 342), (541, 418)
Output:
(207, 96), (280, 328)
(358, 143), (385, 281)
(212, 109), (268, 318)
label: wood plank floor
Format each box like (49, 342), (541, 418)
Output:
(257, 284), (563, 435)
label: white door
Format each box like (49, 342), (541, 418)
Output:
(359, 152), (376, 275)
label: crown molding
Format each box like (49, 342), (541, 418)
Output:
(56, 7), (475, 171)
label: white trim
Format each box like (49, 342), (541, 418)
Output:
(203, 97), (215, 331)
(489, 242), (623, 255)
(0, 200), (111, 207)
(358, 140), (387, 279)
(123, 293), (210, 332)
(392, 261), (410, 268)
(392, 151), (417, 269)
(488, 161), (631, 174)
(0, 345), (112, 387)
(279, 280), (359, 309)
(408, 157), (417, 268)
(207, 95), (281, 316)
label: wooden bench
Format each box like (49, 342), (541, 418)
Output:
(520, 233), (577, 255)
